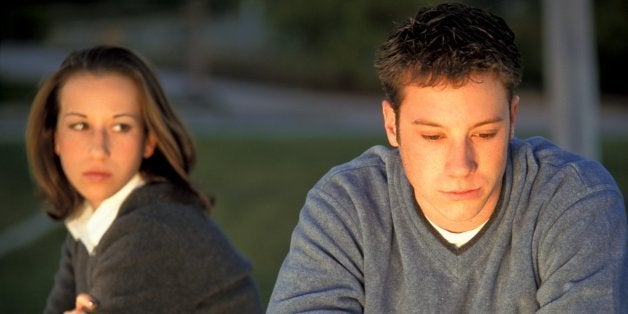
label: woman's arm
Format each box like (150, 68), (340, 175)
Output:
(87, 206), (262, 313)
(44, 235), (78, 314)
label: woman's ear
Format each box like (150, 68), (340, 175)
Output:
(143, 132), (157, 158)
(382, 100), (399, 147)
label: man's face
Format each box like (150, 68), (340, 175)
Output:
(382, 72), (518, 232)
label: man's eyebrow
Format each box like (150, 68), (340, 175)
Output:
(472, 117), (504, 127)
(411, 117), (504, 128)
(411, 119), (442, 127)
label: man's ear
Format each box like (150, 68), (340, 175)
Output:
(382, 100), (399, 147)
(509, 95), (519, 138)
(143, 132), (157, 158)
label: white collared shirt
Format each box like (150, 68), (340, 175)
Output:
(65, 174), (145, 255)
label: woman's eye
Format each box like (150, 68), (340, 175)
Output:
(112, 123), (132, 133)
(69, 122), (87, 131)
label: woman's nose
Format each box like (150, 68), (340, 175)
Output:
(88, 128), (110, 158)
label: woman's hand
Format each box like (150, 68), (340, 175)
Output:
(63, 293), (98, 314)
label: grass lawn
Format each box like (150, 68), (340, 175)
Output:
(0, 135), (625, 313)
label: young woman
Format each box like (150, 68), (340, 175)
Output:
(26, 45), (262, 313)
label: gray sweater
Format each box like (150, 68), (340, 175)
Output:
(45, 182), (263, 313)
(268, 137), (627, 313)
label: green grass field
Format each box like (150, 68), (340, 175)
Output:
(0, 135), (625, 313)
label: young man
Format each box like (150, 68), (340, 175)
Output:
(268, 3), (627, 313)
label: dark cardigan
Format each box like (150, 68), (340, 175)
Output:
(44, 182), (263, 313)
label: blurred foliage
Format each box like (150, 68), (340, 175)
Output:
(260, 0), (422, 91)
(259, 0), (626, 94)
(0, 80), (37, 103)
(1, 0), (235, 40)
(2, 2), (50, 40)
(595, 0), (628, 95)
(1, 0), (627, 95)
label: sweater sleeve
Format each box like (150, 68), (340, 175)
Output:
(87, 206), (262, 313)
(535, 187), (627, 313)
(43, 235), (77, 314)
(268, 184), (365, 313)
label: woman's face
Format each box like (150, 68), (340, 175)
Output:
(54, 72), (156, 209)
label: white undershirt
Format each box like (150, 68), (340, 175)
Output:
(65, 174), (145, 255)
(425, 217), (487, 248)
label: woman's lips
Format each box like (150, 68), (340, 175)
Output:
(83, 171), (112, 182)
(441, 188), (481, 200)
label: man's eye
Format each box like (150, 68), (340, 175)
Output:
(422, 134), (442, 141)
(70, 122), (87, 131)
(475, 132), (497, 139)
(112, 123), (132, 133)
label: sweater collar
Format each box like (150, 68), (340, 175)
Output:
(65, 174), (145, 254)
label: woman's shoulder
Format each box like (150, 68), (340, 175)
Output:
(113, 182), (214, 235)
(101, 182), (250, 268)
(90, 183), (256, 312)
(121, 182), (205, 211)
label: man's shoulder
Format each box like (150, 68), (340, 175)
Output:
(512, 137), (616, 188)
(305, 145), (406, 212)
(512, 136), (582, 164)
(320, 145), (398, 184)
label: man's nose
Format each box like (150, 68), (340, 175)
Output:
(445, 138), (477, 177)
